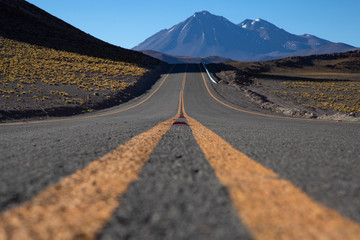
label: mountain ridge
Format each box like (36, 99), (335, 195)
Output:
(133, 11), (358, 61)
(140, 50), (232, 64)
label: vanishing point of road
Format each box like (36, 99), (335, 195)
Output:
(1, 64), (360, 239)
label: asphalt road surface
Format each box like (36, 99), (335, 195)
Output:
(0, 64), (360, 239)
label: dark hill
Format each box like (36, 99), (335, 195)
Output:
(225, 50), (360, 74)
(0, 0), (160, 66)
(140, 50), (232, 64)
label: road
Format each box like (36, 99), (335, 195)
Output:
(0, 64), (360, 239)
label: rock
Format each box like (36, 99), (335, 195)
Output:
(304, 112), (317, 119)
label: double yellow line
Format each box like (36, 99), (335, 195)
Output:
(1, 66), (360, 240)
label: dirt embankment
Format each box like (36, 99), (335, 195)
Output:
(207, 51), (360, 121)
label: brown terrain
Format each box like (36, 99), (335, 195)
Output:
(207, 50), (360, 121)
(0, 0), (165, 121)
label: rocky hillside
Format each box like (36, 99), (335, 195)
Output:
(0, 0), (165, 121)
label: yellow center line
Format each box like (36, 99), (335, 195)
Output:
(199, 64), (360, 124)
(181, 65), (187, 91)
(181, 84), (360, 239)
(179, 65), (187, 114)
(0, 66), (175, 126)
(0, 71), (185, 240)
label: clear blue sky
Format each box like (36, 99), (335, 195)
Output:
(27, 0), (360, 49)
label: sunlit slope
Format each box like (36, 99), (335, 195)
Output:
(0, 36), (149, 105)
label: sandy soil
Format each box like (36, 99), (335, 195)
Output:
(0, 70), (163, 122)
